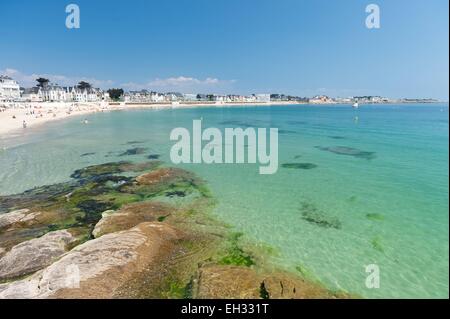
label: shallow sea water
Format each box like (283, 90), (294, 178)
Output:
(0, 104), (448, 298)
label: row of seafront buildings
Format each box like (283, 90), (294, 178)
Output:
(21, 85), (108, 103)
(123, 90), (272, 103)
(1, 74), (437, 105)
(0, 75), (108, 103)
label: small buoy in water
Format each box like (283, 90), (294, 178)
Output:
(83, 119), (89, 124)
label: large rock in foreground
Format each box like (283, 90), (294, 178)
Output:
(0, 230), (76, 280)
(196, 265), (346, 299)
(0, 222), (182, 299)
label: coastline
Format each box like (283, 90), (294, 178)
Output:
(2, 100), (446, 138)
(0, 101), (301, 138)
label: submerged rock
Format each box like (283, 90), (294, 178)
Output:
(0, 161), (165, 248)
(70, 162), (128, 179)
(300, 202), (341, 229)
(70, 161), (160, 179)
(119, 147), (148, 156)
(0, 230), (76, 280)
(0, 222), (183, 299)
(147, 154), (160, 160)
(316, 146), (376, 160)
(0, 182), (77, 213)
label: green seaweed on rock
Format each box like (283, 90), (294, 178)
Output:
(218, 232), (255, 267)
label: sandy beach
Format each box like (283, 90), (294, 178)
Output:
(0, 102), (112, 137)
(0, 101), (299, 137)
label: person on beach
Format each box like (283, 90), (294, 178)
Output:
(23, 120), (27, 129)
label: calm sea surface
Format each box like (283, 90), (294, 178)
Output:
(0, 104), (448, 298)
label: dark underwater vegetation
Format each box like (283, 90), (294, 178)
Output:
(315, 146), (376, 160)
(124, 140), (146, 145)
(300, 201), (342, 229)
(282, 163), (318, 170)
(286, 120), (308, 125)
(119, 147), (149, 156)
(80, 152), (96, 157)
(147, 154), (161, 160)
(278, 130), (298, 134)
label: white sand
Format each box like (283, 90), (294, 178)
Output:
(0, 101), (299, 138)
(0, 102), (108, 136)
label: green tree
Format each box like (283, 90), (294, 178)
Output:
(36, 78), (50, 88)
(107, 88), (124, 101)
(77, 81), (92, 90)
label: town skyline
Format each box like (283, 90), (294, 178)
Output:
(0, 73), (442, 104)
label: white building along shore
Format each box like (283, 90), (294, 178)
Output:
(24, 85), (108, 103)
(1, 74), (109, 103)
(0, 76), (21, 101)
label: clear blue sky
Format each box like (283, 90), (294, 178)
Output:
(0, 0), (448, 99)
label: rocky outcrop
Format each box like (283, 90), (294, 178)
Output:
(0, 222), (183, 299)
(0, 230), (76, 280)
(195, 265), (345, 299)
(92, 202), (173, 238)
(0, 209), (40, 229)
(0, 161), (347, 299)
(136, 168), (181, 185)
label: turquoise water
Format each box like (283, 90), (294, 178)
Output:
(0, 104), (448, 298)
